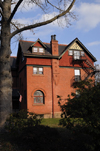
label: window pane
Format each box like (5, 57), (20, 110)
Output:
(33, 67), (37, 74)
(34, 91), (44, 104)
(39, 48), (44, 53)
(81, 51), (84, 56)
(39, 67), (43, 74)
(74, 51), (80, 59)
(74, 69), (80, 75)
(40, 97), (43, 103)
(33, 47), (38, 52)
(34, 97), (36, 103)
(34, 90), (43, 96)
(69, 50), (73, 55)
(39, 68), (43, 71)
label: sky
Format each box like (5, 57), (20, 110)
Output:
(11, 0), (100, 65)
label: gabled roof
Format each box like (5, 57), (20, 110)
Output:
(59, 38), (97, 62)
(19, 39), (67, 58)
(31, 38), (47, 49)
(12, 37), (96, 68)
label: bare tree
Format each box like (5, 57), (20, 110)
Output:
(0, 0), (76, 128)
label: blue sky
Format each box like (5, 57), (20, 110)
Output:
(11, 0), (100, 65)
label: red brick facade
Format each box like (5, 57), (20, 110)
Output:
(11, 35), (96, 118)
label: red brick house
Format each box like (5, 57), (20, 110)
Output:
(11, 35), (97, 118)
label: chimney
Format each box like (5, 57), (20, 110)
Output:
(50, 35), (58, 56)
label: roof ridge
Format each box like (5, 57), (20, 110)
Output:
(19, 40), (67, 46)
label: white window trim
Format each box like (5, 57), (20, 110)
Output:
(74, 69), (80, 75)
(33, 67), (43, 75)
(32, 47), (44, 53)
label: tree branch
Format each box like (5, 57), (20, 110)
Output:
(46, 0), (63, 11)
(8, 0), (23, 23)
(11, 21), (19, 30)
(10, 0), (76, 39)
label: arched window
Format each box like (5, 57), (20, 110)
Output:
(34, 90), (44, 104)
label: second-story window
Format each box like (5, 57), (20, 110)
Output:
(74, 69), (81, 82)
(33, 67), (43, 75)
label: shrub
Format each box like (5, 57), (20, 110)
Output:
(58, 80), (100, 150)
(5, 110), (41, 136)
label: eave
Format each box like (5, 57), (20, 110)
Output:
(24, 53), (59, 59)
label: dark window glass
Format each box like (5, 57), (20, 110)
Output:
(34, 90), (44, 104)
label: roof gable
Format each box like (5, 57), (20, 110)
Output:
(59, 38), (97, 62)
(69, 41), (83, 50)
(31, 38), (47, 49)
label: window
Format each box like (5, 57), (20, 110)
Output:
(34, 90), (44, 104)
(74, 51), (80, 60)
(81, 51), (85, 56)
(69, 50), (85, 59)
(33, 67), (37, 74)
(33, 47), (38, 52)
(69, 50), (73, 55)
(76, 90), (80, 98)
(39, 48), (44, 53)
(32, 47), (44, 53)
(33, 67), (43, 74)
(74, 69), (81, 82)
(39, 67), (43, 74)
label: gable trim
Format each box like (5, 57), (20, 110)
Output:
(58, 38), (97, 62)
(31, 38), (47, 49)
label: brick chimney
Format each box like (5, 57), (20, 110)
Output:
(50, 35), (59, 56)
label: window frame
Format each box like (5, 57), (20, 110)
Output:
(74, 69), (81, 82)
(33, 47), (38, 52)
(69, 50), (85, 59)
(73, 50), (80, 60)
(32, 47), (44, 53)
(34, 90), (44, 104)
(81, 51), (85, 56)
(69, 50), (73, 56)
(33, 67), (43, 75)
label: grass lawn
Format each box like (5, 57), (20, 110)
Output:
(41, 118), (61, 127)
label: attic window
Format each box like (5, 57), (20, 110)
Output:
(69, 50), (73, 55)
(39, 48), (44, 53)
(81, 51), (85, 56)
(33, 47), (38, 52)
(32, 47), (44, 53)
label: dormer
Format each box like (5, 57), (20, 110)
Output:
(31, 38), (47, 54)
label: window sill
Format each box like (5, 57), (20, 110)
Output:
(32, 74), (44, 76)
(33, 104), (45, 106)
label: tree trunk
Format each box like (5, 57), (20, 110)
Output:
(0, 0), (12, 128)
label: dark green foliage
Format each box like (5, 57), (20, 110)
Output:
(5, 110), (41, 136)
(59, 80), (100, 150)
